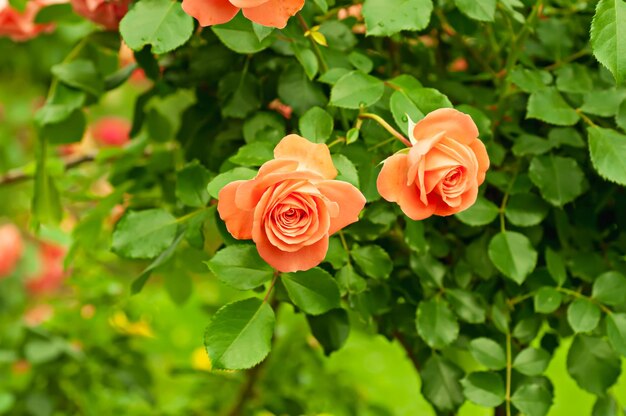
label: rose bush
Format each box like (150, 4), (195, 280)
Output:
(1, 0), (626, 414)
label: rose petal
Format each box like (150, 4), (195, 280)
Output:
(316, 180), (366, 235)
(217, 180), (254, 239)
(412, 108), (478, 145)
(255, 232), (329, 272)
(433, 185), (478, 216)
(230, 0), (267, 7)
(182, 0), (239, 26)
(377, 153), (409, 203)
(469, 138), (490, 185)
(273, 134), (337, 179)
(242, 0), (304, 29)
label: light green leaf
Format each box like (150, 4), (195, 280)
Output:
(461, 372), (505, 407)
(416, 298), (459, 349)
(588, 126), (626, 186)
(389, 90), (424, 135)
(468, 338), (506, 370)
(207, 167), (257, 199)
(330, 71), (384, 109)
(455, 196), (499, 226)
(454, 0), (496, 21)
(362, 0), (433, 36)
(446, 288), (486, 324)
(488, 231), (538, 284)
(207, 245), (274, 291)
(545, 247), (567, 286)
(592, 271), (626, 306)
(567, 334), (622, 395)
(51, 60), (103, 97)
(528, 155), (585, 207)
(511, 383), (553, 416)
(176, 161), (212, 207)
(527, 88), (580, 126)
(533, 287), (562, 314)
(299, 106), (334, 143)
(212, 13), (273, 54)
(567, 298), (601, 333)
(513, 347), (551, 376)
(282, 268), (341, 315)
(112, 209), (177, 259)
(120, 0), (193, 54)
(204, 298), (275, 370)
(590, 0), (626, 84)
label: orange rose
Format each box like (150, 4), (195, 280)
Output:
(70, 0), (129, 30)
(182, 0), (304, 29)
(0, 224), (23, 277)
(377, 108), (489, 220)
(218, 135), (366, 272)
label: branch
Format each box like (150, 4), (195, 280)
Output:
(0, 152), (97, 186)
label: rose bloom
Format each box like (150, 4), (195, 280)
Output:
(377, 108), (489, 220)
(91, 116), (131, 147)
(0, 224), (23, 277)
(0, 0), (57, 41)
(182, 0), (304, 28)
(70, 0), (129, 30)
(218, 135), (366, 272)
(26, 242), (67, 295)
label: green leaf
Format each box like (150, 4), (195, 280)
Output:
(332, 154), (360, 188)
(204, 298), (275, 370)
(513, 347), (551, 376)
(567, 334), (622, 395)
(588, 126), (626, 186)
(461, 372), (505, 407)
(454, 0), (496, 22)
(592, 271), (626, 306)
(446, 289), (486, 324)
(51, 60), (104, 97)
(511, 134), (555, 157)
(590, 0), (626, 84)
(617, 99), (626, 131)
(421, 355), (464, 412)
(120, 0), (194, 54)
(218, 72), (261, 119)
(278, 64), (327, 115)
(229, 141), (274, 167)
(299, 106), (334, 143)
(207, 245), (274, 291)
(351, 245), (393, 279)
(362, 0), (433, 37)
(528, 155), (585, 207)
(593, 396), (620, 416)
(606, 313), (626, 356)
(112, 209), (177, 259)
(508, 67), (552, 93)
(488, 231), (538, 284)
(533, 287), (562, 314)
(32, 158), (62, 225)
(292, 44), (319, 80)
(416, 298), (459, 349)
(0, 392), (15, 414)
(527, 88), (580, 126)
(212, 13), (274, 54)
(455, 196), (499, 226)
(580, 89), (626, 116)
(307, 308), (349, 355)
(330, 71), (384, 109)
(207, 167), (257, 199)
(176, 161), (212, 207)
(555, 64), (593, 94)
(505, 193), (550, 227)
(336, 264), (366, 295)
(132, 231), (185, 294)
(511, 383), (553, 416)
(545, 247), (567, 286)
(567, 298), (601, 333)
(468, 338), (506, 370)
(389, 90), (424, 135)
(282, 268), (341, 315)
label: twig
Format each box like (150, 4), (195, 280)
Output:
(358, 113), (412, 147)
(0, 152), (97, 186)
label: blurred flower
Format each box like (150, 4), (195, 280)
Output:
(70, 0), (129, 30)
(448, 57), (468, 72)
(337, 4), (362, 20)
(268, 98), (293, 119)
(11, 359), (31, 375)
(80, 304), (95, 319)
(182, 0), (304, 29)
(119, 42), (149, 84)
(377, 108), (490, 220)
(217, 135), (366, 272)
(0, 224), (23, 278)
(23, 303), (54, 326)
(109, 311), (154, 338)
(191, 347), (212, 372)
(0, 0), (58, 42)
(91, 116), (131, 147)
(26, 242), (67, 295)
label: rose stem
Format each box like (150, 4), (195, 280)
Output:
(358, 113), (412, 147)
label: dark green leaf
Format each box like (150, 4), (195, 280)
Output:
(207, 245), (273, 291)
(567, 335), (622, 395)
(307, 308), (350, 355)
(592, 271), (626, 306)
(461, 372), (505, 407)
(488, 231), (537, 284)
(112, 209), (178, 259)
(282, 268), (341, 315)
(513, 347), (551, 376)
(416, 298), (459, 349)
(468, 338), (506, 370)
(351, 245), (393, 279)
(330, 71), (384, 109)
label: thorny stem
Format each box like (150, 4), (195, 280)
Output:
(358, 113), (412, 147)
(338, 230), (351, 264)
(263, 272), (280, 303)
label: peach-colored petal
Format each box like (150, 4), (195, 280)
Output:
(182, 0), (239, 27)
(377, 153), (409, 203)
(469, 138), (489, 185)
(316, 180), (366, 235)
(230, 0), (267, 7)
(217, 180), (254, 240)
(242, 0), (304, 28)
(412, 108), (478, 145)
(398, 184), (437, 220)
(273, 134), (337, 179)
(256, 232), (329, 272)
(406, 131), (446, 186)
(433, 185), (478, 216)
